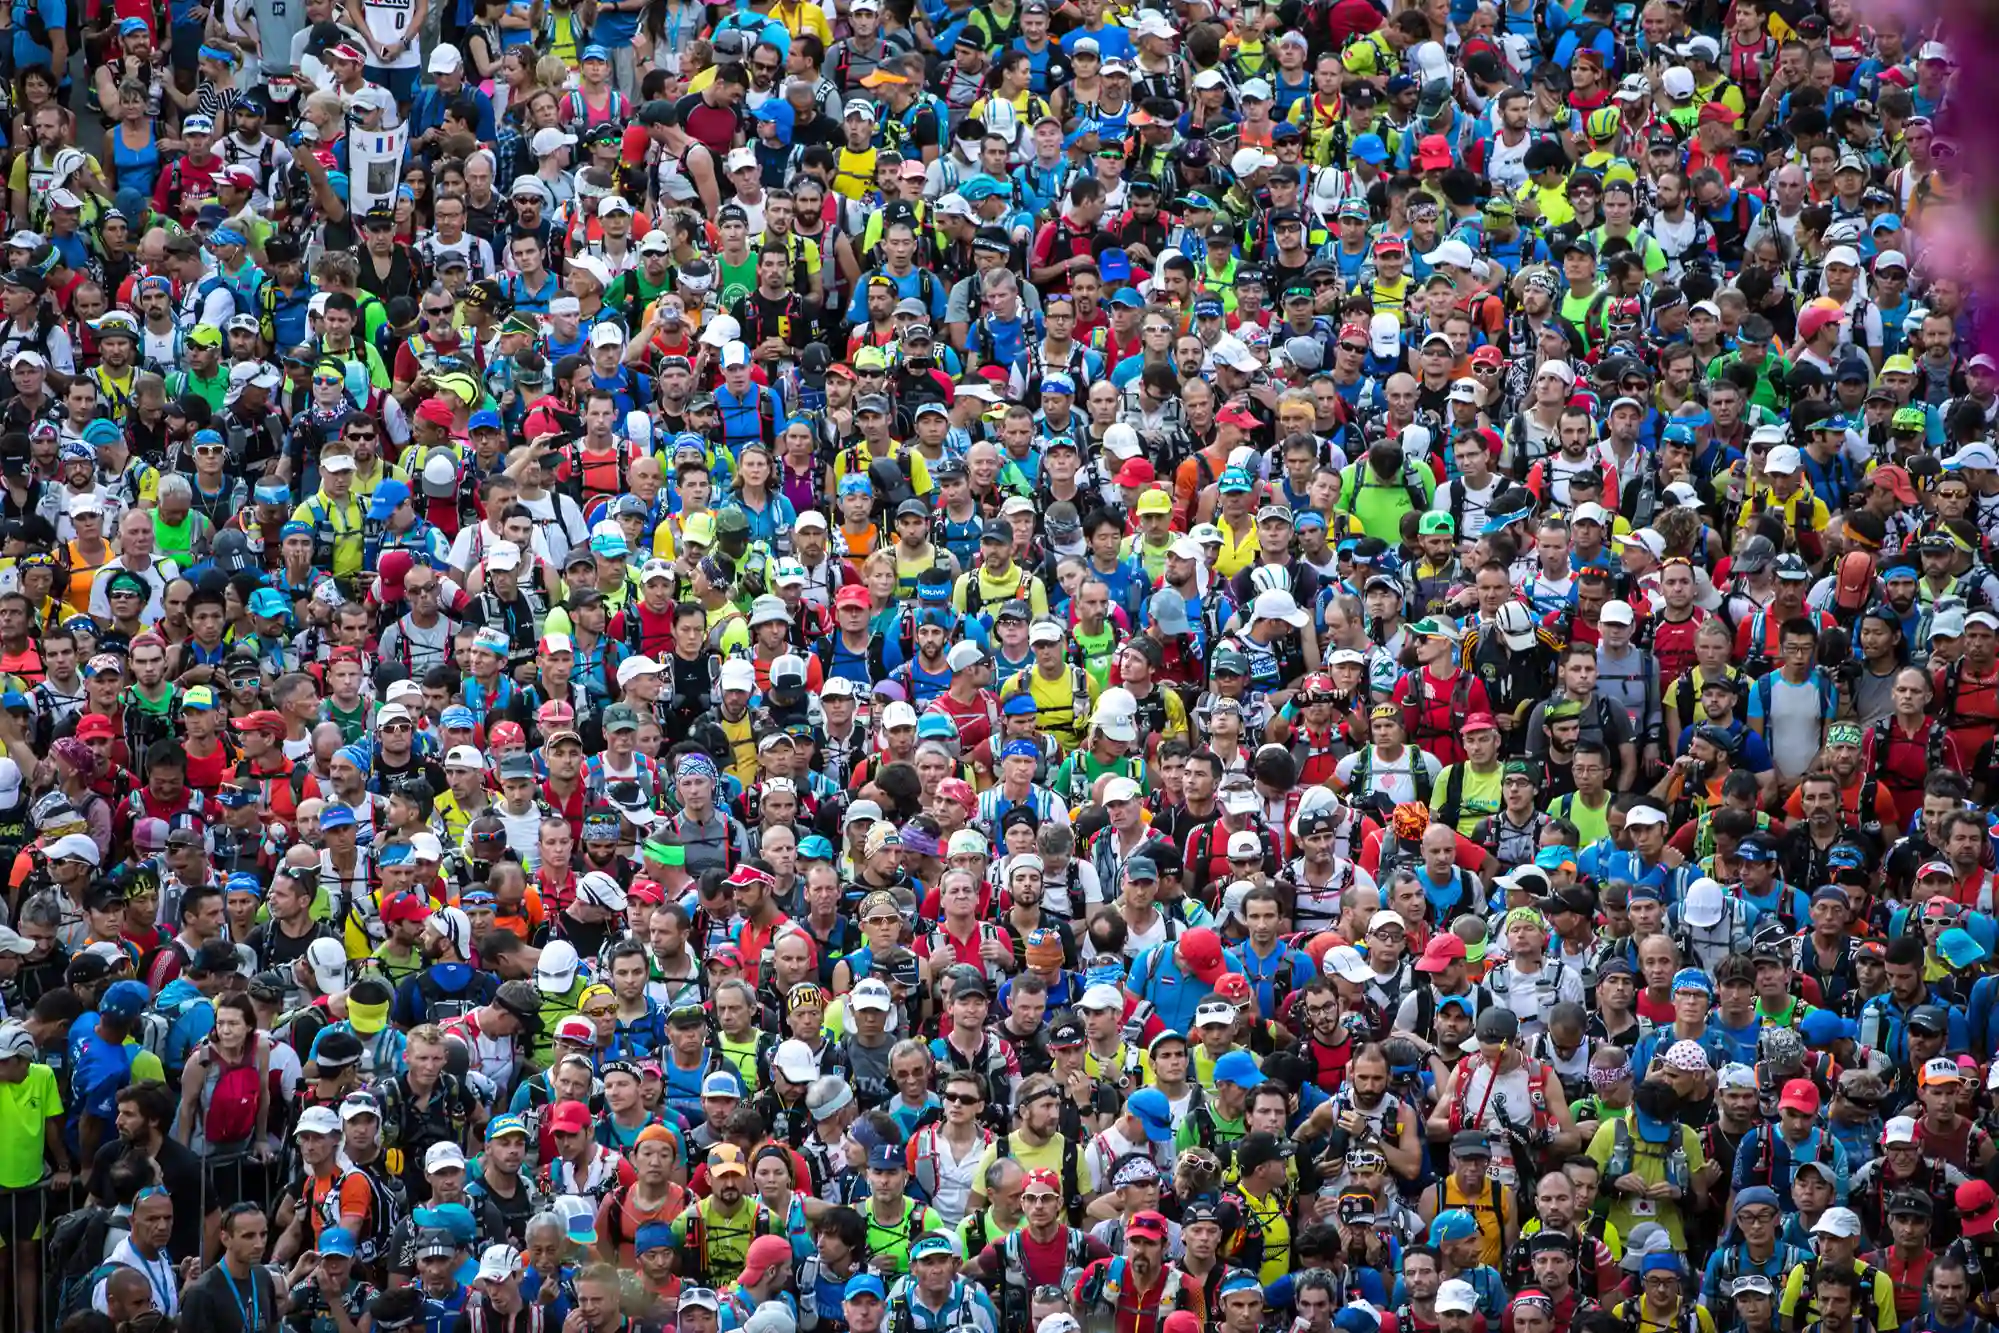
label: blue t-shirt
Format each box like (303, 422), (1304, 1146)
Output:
(12, 0), (63, 77)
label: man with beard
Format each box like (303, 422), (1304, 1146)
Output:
(550, 871), (627, 964)
(390, 906), (495, 1026)
(1852, 1116), (1967, 1249)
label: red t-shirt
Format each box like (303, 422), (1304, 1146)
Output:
(182, 738), (232, 798)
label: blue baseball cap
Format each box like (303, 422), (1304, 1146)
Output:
(635, 1221), (675, 1254)
(867, 1142), (907, 1171)
(101, 979), (151, 1020)
(440, 705), (478, 729)
(1213, 1051), (1265, 1088)
(702, 1069), (742, 1098)
(1099, 248), (1132, 281)
(1111, 288), (1145, 308)
(318, 804), (357, 831)
(485, 1113), (529, 1141)
(469, 409), (503, 432)
(368, 480), (412, 520)
(1351, 134), (1389, 164)
(249, 587), (290, 619)
(845, 1275), (887, 1301)
(581, 43), (609, 60)
(1938, 926), (1988, 969)
(318, 1227), (357, 1258)
(1798, 1009), (1856, 1047)
(377, 842), (413, 868)
(1125, 1087), (1174, 1142)
(1428, 1208), (1479, 1245)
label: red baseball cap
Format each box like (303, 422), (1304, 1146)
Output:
(1470, 345), (1505, 369)
(1870, 465), (1917, 504)
(1374, 234), (1407, 255)
(1116, 457), (1157, 486)
(76, 712), (118, 741)
(548, 1099), (591, 1134)
(1961, 1180), (1999, 1235)
(382, 893), (432, 925)
(1414, 933), (1468, 973)
(835, 584), (873, 609)
(414, 397), (455, 428)
(1215, 405), (1259, 429)
(1177, 927), (1228, 983)
(1213, 972), (1253, 1005)
(1798, 303), (1848, 342)
(1778, 1078), (1821, 1114)
(1128, 1211), (1170, 1240)
(1462, 713), (1499, 733)
(227, 709), (285, 737)
(1416, 134), (1453, 170)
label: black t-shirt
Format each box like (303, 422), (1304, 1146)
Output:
(467, 1170), (537, 1247)
(88, 1135), (209, 1270)
(245, 917), (334, 974)
(182, 1260), (282, 1333)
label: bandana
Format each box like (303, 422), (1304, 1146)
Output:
(50, 737), (96, 778)
(1588, 1062), (1632, 1092)
(1391, 802), (1429, 840)
(676, 754), (718, 784)
(1662, 1039), (1710, 1072)
(337, 742), (372, 776)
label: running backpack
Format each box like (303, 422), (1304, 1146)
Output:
(201, 1035), (267, 1147)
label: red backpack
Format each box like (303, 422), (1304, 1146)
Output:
(201, 1035), (267, 1147)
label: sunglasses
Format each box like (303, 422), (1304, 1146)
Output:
(1338, 343), (1367, 355)
(346, 432), (378, 442)
(423, 305), (454, 317)
(313, 373), (343, 385)
(582, 1004), (618, 1018)
(943, 1091), (983, 1105)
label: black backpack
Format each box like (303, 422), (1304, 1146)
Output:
(45, 1205), (114, 1324)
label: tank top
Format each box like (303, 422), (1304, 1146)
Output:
(112, 124), (161, 198)
(1442, 1172), (1508, 1269)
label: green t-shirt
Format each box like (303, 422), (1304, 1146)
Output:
(1560, 286), (1608, 352)
(717, 252), (758, 310)
(0, 1062), (61, 1188)
(1174, 1106), (1246, 1153)
(1549, 788), (1613, 849)
(1436, 762), (1505, 836)
(167, 364), (229, 412)
(325, 698), (370, 746)
(1339, 459), (1437, 543)
(1072, 621), (1119, 689)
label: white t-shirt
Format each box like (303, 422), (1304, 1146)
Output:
(1334, 745), (1442, 807)
(1752, 672), (1829, 781)
(360, 0), (423, 68)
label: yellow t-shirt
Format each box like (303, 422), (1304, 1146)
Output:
(0, 1061), (62, 1189)
(1735, 486), (1830, 542)
(972, 1132), (1072, 1191)
(954, 564), (1050, 619)
(1000, 665), (1100, 752)
(1211, 514), (1260, 578)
